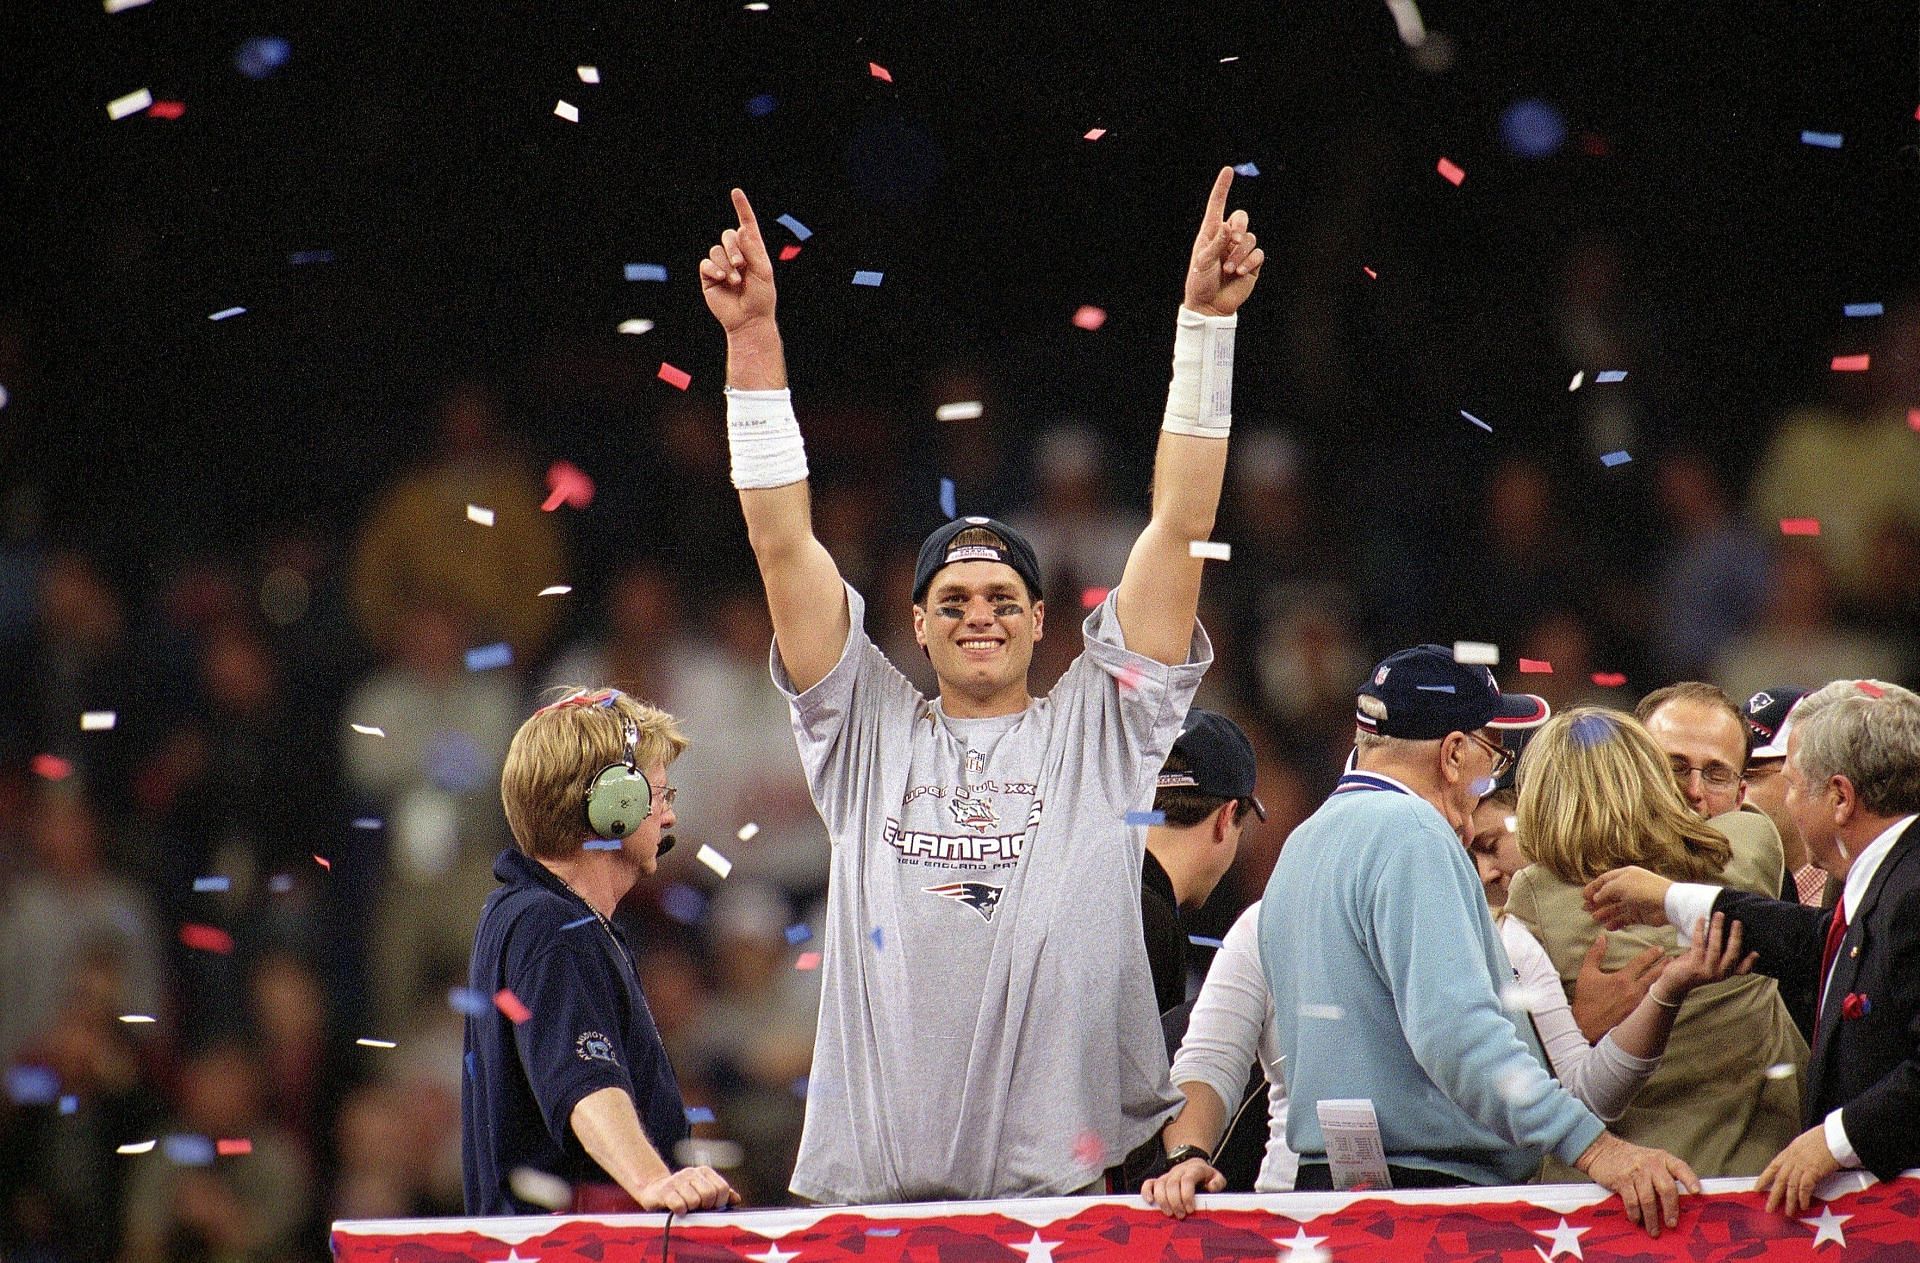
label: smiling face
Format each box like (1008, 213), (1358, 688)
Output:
(913, 560), (1044, 716)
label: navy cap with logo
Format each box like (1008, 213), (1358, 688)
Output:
(913, 516), (1045, 604)
(1157, 708), (1267, 821)
(1355, 644), (1550, 740)
(1745, 686), (1810, 759)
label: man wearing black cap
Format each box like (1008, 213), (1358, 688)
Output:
(1254, 645), (1703, 1236)
(696, 169), (1262, 1203)
(1743, 687), (1833, 909)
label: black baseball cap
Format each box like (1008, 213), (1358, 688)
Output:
(1355, 644), (1550, 741)
(1745, 687), (1810, 759)
(1157, 709), (1267, 821)
(912, 516), (1045, 604)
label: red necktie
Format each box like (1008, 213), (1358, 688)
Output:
(1817, 901), (1849, 1018)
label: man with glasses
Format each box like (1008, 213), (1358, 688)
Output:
(1636, 682), (1751, 818)
(1253, 646), (1703, 1237)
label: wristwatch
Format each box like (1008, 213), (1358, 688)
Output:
(1164, 1144), (1213, 1167)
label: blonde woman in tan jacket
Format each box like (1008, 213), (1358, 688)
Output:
(1506, 707), (1809, 1178)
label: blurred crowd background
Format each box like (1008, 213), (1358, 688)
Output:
(3, 0), (1917, 1258)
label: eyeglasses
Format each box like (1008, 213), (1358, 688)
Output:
(648, 783), (678, 809)
(1466, 730), (1515, 781)
(1669, 758), (1739, 789)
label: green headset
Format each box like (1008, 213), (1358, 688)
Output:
(542, 688), (665, 849)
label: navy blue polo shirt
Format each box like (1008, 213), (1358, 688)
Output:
(461, 848), (689, 1214)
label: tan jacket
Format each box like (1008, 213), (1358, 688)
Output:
(1506, 807), (1808, 1177)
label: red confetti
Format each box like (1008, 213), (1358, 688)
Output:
(1083, 128), (1107, 141)
(1857, 681), (1885, 698)
(1081, 587), (1110, 609)
(868, 62), (892, 83)
(794, 951), (822, 971)
(179, 924), (235, 954)
(148, 100), (185, 119)
(1591, 672), (1628, 688)
(1831, 354), (1871, 372)
(778, 244), (802, 261)
(1436, 157), (1465, 186)
(1071, 305), (1107, 331)
(541, 460), (595, 512)
(1908, 408), (1920, 432)
(312, 853), (331, 871)
(1072, 1131), (1107, 1167)
(1116, 664), (1144, 693)
(657, 362), (691, 391)
(215, 1138), (252, 1157)
(1363, 266), (1378, 280)
(1779, 518), (1822, 536)
(494, 988), (532, 1024)
(30, 753), (73, 781)
(1517, 659), (1553, 674)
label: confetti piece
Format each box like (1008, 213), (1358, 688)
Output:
(147, 100), (184, 119)
(1188, 540), (1231, 561)
(349, 723), (384, 737)
(1124, 810), (1166, 826)
(119, 1014), (157, 1023)
(1595, 370), (1628, 383)
(463, 642), (512, 672)
(794, 951), (822, 971)
(1856, 680), (1885, 698)
(744, 2), (769, 9)
(179, 924), (234, 954)
(1073, 1131), (1107, 1167)
(234, 36), (290, 79)
(215, 1138), (252, 1156)
(466, 503), (495, 526)
(778, 244), (802, 261)
(312, 854), (331, 870)
(617, 318), (654, 335)
(59, 1095), (77, 1115)
(163, 1134), (215, 1166)
(1764, 1062), (1797, 1080)
(939, 477), (957, 519)
(661, 883), (707, 923)
(1072, 304), (1107, 331)
(1830, 354), (1870, 372)
(1298, 1003), (1345, 1020)
(776, 213), (812, 240)
(1518, 658), (1553, 673)
(1503, 815), (1518, 833)
(868, 62), (892, 82)
(107, 88), (153, 120)
(267, 873), (293, 894)
(1116, 664), (1144, 693)
(1219, 55), (1240, 62)
(352, 817), (382, 829)
(1083, 128), (1107, 141)
(209, 307), (246, 321)
(582, 839), (622, 850)
(1363, 266), (1378, 280)
(1436, 156), (1465, 186)
(1188, 935), (1225, 949)
(576, 65), (599, 83)
(1590, 672), (1628, 687)
(869, 927), (885, 950)
(554, 100), (579, 123)
(746, 93), (777, 115)
(852, 270), (884, 287)
(1461, 409), (1492, 432)
(494, 989), (532, 1024)
(1568, 371), (1585, 391)
(542, 460), (595, 513)
(355, 1038), (397, 1049)
(560, 915), (596, 931)
(1600, 450), (1633, 468)
(509, 1167), (573, 1210)
(539, 584), (572, 596)
(1908, 409), (1920, 433)
(1844, 302), (1883, 317)
(657, 362), (691, 390)
(104, 0), (152, 11)
(935, 400), (983, 421)
(80, 710), (116, 731)
(1453, 641), (1499, 665)
(1499, 981), (1533, 1013)
(685, 1106), (716, 1124)
(31, 753), (73, 781)
(1233, 162), (1260, 177)
(1416, 684), (1457, 694)
(1779, 517), (1821, 536)
(445, 987), (490, 1017)
(866, 1229), (902, 1238)
(1800, 130), (1843, 149)
(192, 876), (230, 893)
(5, 1067), (59, 1106)
(1081, 586), (1109, 608)
(785, 923), (812, 945)
(696, 844), (733, 878)
(117, 1140), (157, 1155)
(736, 821), (760, 841)
(624, 263), (668, 282)
(0, 384), (6, 408)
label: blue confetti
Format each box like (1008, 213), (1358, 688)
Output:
(746, 94), (777, 118)
(352, 817), (383, 829)
(852, 270), (884, 287)
(268, 873), (294, 894)
(1499, 98), (1568, 159)
(446, 987), (491, 1017)
(425, 730), (486, 793)
(163, 1134), (216, 1166)
(1188, 935), (1225, 949)
(192, 876), (230, 893)
(288, 249), (334, 266)
(1461, 409), (1492, 432)
(785, 923), (812, 945)
(1595, 369), (1628, 383)
(5, 1066), (59, 1107)
(1233, 162), (1260, 177)
(939, 477), (957, 519)
(1124, 810), (1166, 826)
(59, 1094), (78, 1116)
(234, 36), (291, 80)
(776, 213), (813, 241)
(1469, 776), (1497, 798)
(209, 307), (246, 321)
(869, 926), (885, 950)
(685, 1106), (716, 1124)
(789, 1075), (809, 1099)
(1415, 683), (1457, 694)
(560, 914), (597, 931)
(1800, 130), (1843, 149)
(1569, 711), (1616, 749)
(1844, 302), (1884, 318)
(661, 882), (707, 925)
(582, 839), (623, 850)
(465, 1051), (476, 1080)
(464, 642), (512, 672)
(1600, 450), (1633, 468)
(624, 263), (668, 282)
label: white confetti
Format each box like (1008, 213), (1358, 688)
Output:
(575, 65), (600, 84)
(1298, 1003), (1346, 1021)
(208, 307), (246, 321)
(617, 318), (655, 335)
(466, 503), (495, 526)
(118, 1014), (157, 1024)
(1499, 981), (1534, 1013)
(1188, 540), (1232, 561)
(1568, 370), (1585, 391)
(1504, 815), (1518, 833)
(355, 1037), (397, 1049)
(554, 99), (579, 123)
(673, 1137), (745, 1169)
(508, 1167), (573, 1210)
(1384, 0), (1427, 46)
(117, 1140), (157, 1155)
(107, 88), (153, 120)
(538, 584), (572, 597)
(935, 400), (984, 422)
(80, 710), (117, 731)
(744, 2), (769, 9)
(736, 822), (760, 842)
(349, 723), (386, 737)
(696, 844), (733, 879)
(1453, 640), (1499, 666)
(1765, 1062), (1797, 1080)
(104, 0), (152, 10)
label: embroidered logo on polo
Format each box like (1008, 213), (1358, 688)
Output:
(923, 881), (1005, 922)
(575, 1031), (619, 1066)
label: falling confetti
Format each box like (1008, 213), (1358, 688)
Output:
(553, 100), (579, 123)
(582, 839), (622, 850)
(1233, 162), (1260, 177)
(1517, 659), (1553, 673)
(939, 478), (957, 519)
(464, 642), (513, 672)
(233, 37), (291, 79)
(785, 924), (812, 945)
(1461, 409), (1492, 432)
(1600, 450), (1633, 468)
(542, 460), (594, 511)
(80, 711), (116, 730)
(1363, 266), (1378, 280)
(1416, 684), (1457, 694)
(1590, 672), (1628, 687)
(1083, 128), (1107, 141)
(312, 854), (331, 870)
(31, 753), (73, 780)
(736, 821), (760, 841)
(447, 987), (490, 1017)
(179, 924), (234, 954)
(868, 62), (892, 82)
(117, 1140), (157, 1156)
(354, 1038), (397, 1049)
(1073, 1131), (1107, 1167)
(208, 307), (246, 321)
(657, 362), (691, 390)
(104, 0), (151, 11)
(1799, 130), (1843, 149)
(191, 876), (230, 893)
(1453, 641), (1499, 665)
(852, 270), (884, 287)
(163, 1134), (216, 1166)
(1779, 518), (1822, 536)
(684, 1106), (716, 1124)
(1764, 1062), (1797, 1080)
(5, 1067), (60, 1106)
(1081, 586), (1110, 608)
(1071, 305), (1107, 331)
(1830, 354), (1870, 372)
(1436, 156), (1465, 185)
(1188, 540), (1231, 561)
(794, 951), (822, 971)
(349, 723), (385, 737)
(775, 213), (812, 240)
(494, 989), (533, 1024)
(1124, 810), (1166, 826)
(746, 93), (777, 116)
(119, 1014), (157, 1024)
(869, 927), (885, 950)
(778, 244), (802, 261)
(148, 100), (184, 119)
(215, 1138), (253, 1156)
(1569, 371), (1585, 391)
(288, 250), (335, 265)
(617, 318), (654, 335)
(509, 1167), (573, 1210)
(661, 883), (707, 924)
(466, 503), (495, 526)
(576, 66), (600, 83)
(538, 584), (572, 596)
(935, 400), (983, 421)
(1595, 370), (1628, 383)
(624, 263), (668, 282)
(107, 88), (153, 120)
(1844, 302), (1883, 317)
(1188, 935), (1225, 949)
(1298, 1003), (1346, 1020)
(267, 874), (293, 894)
(696, 844), (733, 878)
(1856, 680), (1886, 698)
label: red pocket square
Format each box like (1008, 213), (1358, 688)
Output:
(1841, 992), (1871, 1020)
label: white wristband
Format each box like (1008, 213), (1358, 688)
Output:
(725, 387), (809, 490)
(1162, 306), (1236, 439)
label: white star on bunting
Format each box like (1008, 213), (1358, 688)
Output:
(1533, 1217), (1590, 1260)
(1801, 1204), (1851, 1249)
(1011, 1231), (1062, 1262)
(486, 1252), (538, 1263)
(747, 1245), (801, 1263)
(1274, 1226), (1330, 1262)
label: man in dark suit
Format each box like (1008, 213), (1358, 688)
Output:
(1585, 678), (1920, 1217)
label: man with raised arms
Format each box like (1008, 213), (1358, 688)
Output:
(697, 169), (1262, 1202)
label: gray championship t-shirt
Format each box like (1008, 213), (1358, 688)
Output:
(775, 583), (1210, 1203)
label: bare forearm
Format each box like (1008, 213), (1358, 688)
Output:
(1604, 989), (1681, 1061)
(726, 320), (787, 390)
(1115, 430), (1228, 663)
(1163, 1081), (1230, 1154)
(570, 1086), (672, 1197)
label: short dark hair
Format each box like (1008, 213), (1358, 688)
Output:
(1153, 748), (1255, 827)
(920, 527), (1038, 604)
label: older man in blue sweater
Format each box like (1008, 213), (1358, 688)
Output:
(1258, 645), (1701, 1235)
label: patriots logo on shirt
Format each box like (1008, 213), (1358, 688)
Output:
(923, 881), (1005, 922)
(948, 790), (999, 832)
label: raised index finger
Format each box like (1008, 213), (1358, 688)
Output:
(730, 187), (761, 234)
(1202, 166), (1234, 224)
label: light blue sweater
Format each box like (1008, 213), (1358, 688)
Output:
(1258, 777), (1605, 1184)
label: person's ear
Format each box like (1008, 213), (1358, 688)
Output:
(913, 603), (928, 649)
(1830, 775), (1858, 828)
(1214, 800), (1236, 844)
(1031, 598), (1044, 642)
(1440, 732), (1469, 785)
